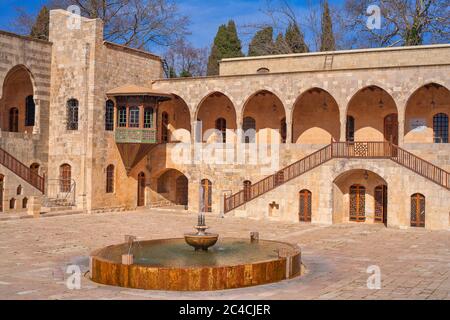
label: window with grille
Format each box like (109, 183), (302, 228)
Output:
(105, 100), (114, 131)
(67, 99), (79, 130)
(9, 108), (19, 132)
(433, 113), (448, 143)
(346, 116), (355, 142)
(144, 107), (153, 128)
(215, 118), (227, 143)
(118, 107), (127, 127)
(129, 107), (140, 128)
(243, 117), (256, 143)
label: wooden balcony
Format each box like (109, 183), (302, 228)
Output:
(115, 128), (158, 144)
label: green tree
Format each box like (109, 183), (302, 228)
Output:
(320, 0), (336, 51)
(272, 32), (290, 54)
(207, 20), (244, 76)
(30, 6), (49, 40)
(248, 27), (274, 56)
(285, 22), (309, 53)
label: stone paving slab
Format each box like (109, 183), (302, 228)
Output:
(0, 210), (449, 300)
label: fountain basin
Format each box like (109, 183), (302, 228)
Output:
(90, 238), (301, 291)
(184, 232), (219, 251)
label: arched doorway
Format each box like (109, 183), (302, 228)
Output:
(137, 172), (146, 207)
(201, 179), (212, 213)
(243, 90), (286, 144)
(0, 175), (4, 212)
(292, 88), (340, 143)
(411, 193), (425, 228)
(176, 175), (188, 206)
(347, 86), (398, 142)
(299, 190), (312, 222)
(374, 185), (388, 224)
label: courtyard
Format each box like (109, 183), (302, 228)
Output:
(0, 209), (448, 300)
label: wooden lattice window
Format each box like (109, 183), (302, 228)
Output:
(374, 185), (387, 224)
(9, 107), (19, 132)
(411, 193), (425, 228)
(433, 113), (448, 143)
(106, 165), (115, 194)
(67, 99), (79, 130)
(299, 190), (312, 222)
(350, 185), (366, 222)
(59, 164), (71, 193)
(105, 100), (114, 131)
(25, 95), (35, 127)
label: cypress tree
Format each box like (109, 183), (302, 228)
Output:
(30, 6), (50, 41)
(248, 27), (274, 56)
(273, 33), (289, 54)
(320, 0), (336, 51)
(207, 20), (243, 76)
(285, 22), (309, 53)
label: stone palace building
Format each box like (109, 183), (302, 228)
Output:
(0, 9), (449, 230)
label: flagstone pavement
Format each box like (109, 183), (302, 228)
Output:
(0, 209), (449, 300)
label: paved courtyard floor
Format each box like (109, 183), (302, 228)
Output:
(0, 209), (449, 300)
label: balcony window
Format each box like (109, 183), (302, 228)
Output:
(118, 107), (127, 127)
(129, 107), (140, 128)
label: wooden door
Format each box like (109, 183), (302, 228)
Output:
(59, 164), (71, 193)
(374, 185), (387, 224)
(137, 172), (146, 207)
(384, 114), (399, 145)
(299, 190), (312, 222)
(0, 175), (4, 212)
(411, 194), (425, 228)
(350, 185), (366, 222)
(201, 179), (212, 213)
(176, 175), (188, 206)
(161, 112), (169, 143)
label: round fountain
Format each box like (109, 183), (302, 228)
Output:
(89, 187), (302, 291)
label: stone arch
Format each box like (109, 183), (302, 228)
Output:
(195, 91), (237, 143)
(291, 87), (341, 143)
(333, 168), (388, 225)
(346, 85), (399, 142)
(158, 94), (191, 143)
(242, 90), (287, 144)
(404, 82), (450, 143)
(155, 168), (189, 206)
(0, 65), (36, 132)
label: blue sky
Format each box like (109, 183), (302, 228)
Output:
(0, 0), (342, 51)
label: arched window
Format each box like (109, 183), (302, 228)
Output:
(9, 107), (19, 132)
(129, 107), (140, 128)
(433, 113), (448, 143)
(25, 95), (35, 126)
(161, 112), (169, 143)
(299, 190), (312, 222)
(243, 117), (256, 143)
(22, 197), (28, 209)
(59, 164), (72, 193)
(411, 193), (425, 228)
(118, 106), (127, 127)
(9, 198), (16, 210)
(281, 117), (287, 143)
(106, 165), (115, 193)
(67, 99), (79, 130)
(201, 179), (212, 213)
(257, 67), (270, 74)
(215, 118), (227, 143)
(346, 116), (355, 142)
(17, 185), (22, 195)
(105, 100), (114, 131)
(144, 107), (154, 128)
(243, 180), (252, 201)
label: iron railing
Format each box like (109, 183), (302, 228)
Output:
(44, 179), (76, 207)
(0, 147), (45, 193)
(224, 141), (449, 213)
